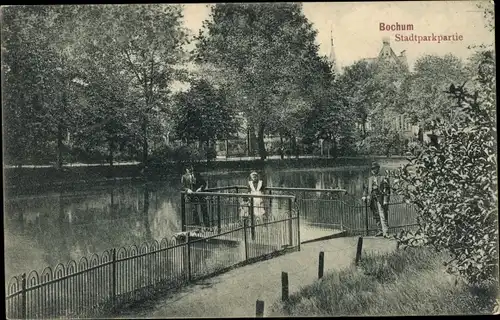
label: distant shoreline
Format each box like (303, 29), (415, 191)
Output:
(3, 156), (408, 191)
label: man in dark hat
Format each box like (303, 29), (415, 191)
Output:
(181, 165), (210, 229)
(362, 161), (390, 237)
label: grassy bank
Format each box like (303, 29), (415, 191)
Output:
(270, 247), (498, 316)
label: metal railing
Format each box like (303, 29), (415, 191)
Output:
(202, 185), (419, 238)
(6, 210), (299, 319)
(180, 190), (296, 236)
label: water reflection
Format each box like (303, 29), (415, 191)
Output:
(4, 165), (392, 280)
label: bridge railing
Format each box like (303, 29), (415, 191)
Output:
(6, 210), (299, 319)
(180, 190), (296, 236)
(203, 186), (419, 237)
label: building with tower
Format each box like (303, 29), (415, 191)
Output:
(361, 37), (408, 71)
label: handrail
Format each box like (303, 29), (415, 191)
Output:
(203, 185), (239, 192)
(181, 191), (295, 199)
(267, 187), (347, 193)
(204, 185), (348, 194)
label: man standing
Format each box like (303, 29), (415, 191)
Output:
(193, 168), (210, 228)
(362, 162), (391, 237)
(181, 165), (196, 193)
(181, 165), (210, 228)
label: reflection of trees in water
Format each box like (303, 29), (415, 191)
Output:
(5, 167), (400, 281)
(150, 200), (180, 240)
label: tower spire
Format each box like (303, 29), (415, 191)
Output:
(329, 24), (339, 75)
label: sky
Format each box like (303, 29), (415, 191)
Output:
(181, 1), (494, 71)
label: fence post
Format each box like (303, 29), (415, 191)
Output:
(243, 218), (249, 261)
(288, 198), (293, 247)
(250, 197), (255, 241)
(364, 199), (369, 236)
(217, 195), (221, 234)
(268, 189), (272, 214)
(340, 201), (344, 232)
(236, 187), (240, 219)
(21, 273), (26, 319)
(186, 232), (192, 282)
(296, 200), (301, 251)
(318, 251), (324, 279)
(281, 272), (289, 302)
(355, 237), (363, 266)
(181, 192), (186, 232)
(256, 300), (264, 317)
(111, 248), (116, 304)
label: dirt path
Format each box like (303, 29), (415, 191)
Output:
(116, 236), (397, 318)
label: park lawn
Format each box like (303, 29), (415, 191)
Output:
(270, 246), (498, 316)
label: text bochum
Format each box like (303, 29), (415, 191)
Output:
(379, 22), (414, 31)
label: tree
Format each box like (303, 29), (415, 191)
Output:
(2, 5), (82, 167)
(393, 52), (497, 284)
(75, 4), (189, 168)
(194, 3), (329, 160)
(302, 70), (355, 157)
(172, 79), (238, 161)
(336, 61), (379, 139)
(403, 54), (468, 129)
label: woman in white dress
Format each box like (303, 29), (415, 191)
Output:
(248, 171), (266, 222)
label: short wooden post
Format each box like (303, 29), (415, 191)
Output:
(243, 218), (249, 261)
(186, 232), (192, 282)
(181, 192), (186, 232)
(281, 272), (289, 302)
(318, 251), (324, 279)
(287, 199), (293, 247)
(355, 237), (363, 266)
(21, 273), (26, 319)
(250, 198), (255, 240)
(217, 195), (221, 234)
(256, 299), (264, 317)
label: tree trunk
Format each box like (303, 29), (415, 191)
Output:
(206, 140), (211, 164)
(56, 121), (64, 170)
(142, 115), (148, 171)
(362, 116), (367, 138)
(110, 188), (115, 217)
(143, 184), (152, 240)
(332, 138), (338, 159)
(108, 137), (115, 178)
(293, 135), (299, 159)
(279, 134), (284, 160)
(257, 123), (267, 160)
(246, 128), (250, 156)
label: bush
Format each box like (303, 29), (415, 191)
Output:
(392, 52), (497, 284)
(149, 144), (205, 165)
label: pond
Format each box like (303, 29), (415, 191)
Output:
(3, 162), (403, 281)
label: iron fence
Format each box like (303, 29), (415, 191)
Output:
(203, 185), (419, 239)
(6, 207), (299, 319)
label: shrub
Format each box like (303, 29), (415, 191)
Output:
(149, 144), (205, 165)
(392, 51), (497, 284)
